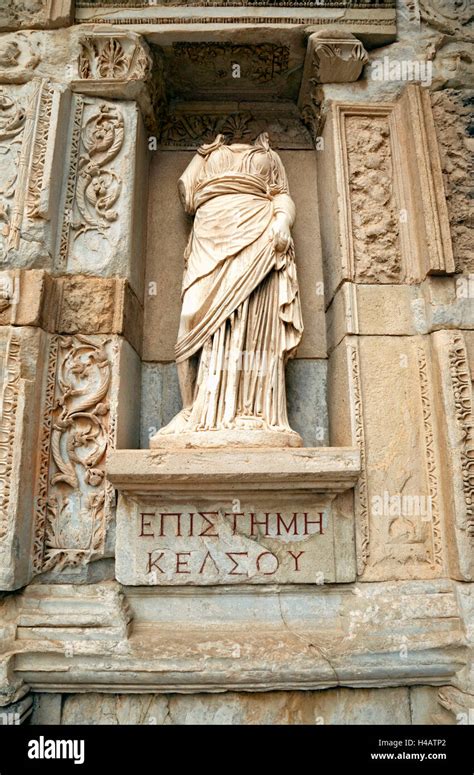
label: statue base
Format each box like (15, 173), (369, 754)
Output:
(149, 427), (303, 449)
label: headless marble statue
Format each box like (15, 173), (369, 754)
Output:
(150, 132), (304, 448)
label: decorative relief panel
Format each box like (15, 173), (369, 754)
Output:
(78, 34), (152, 84)
(0, 33), (41, 83)
(0, 78), (67, 268)
(0, 87), (27, 260)
(344, 335), (445, 581)
(159, 105), (313, 149)
(33, 335), (118, 575)
(345, 113), (402, 282)
(57, 94), (145, 290)
(319, 88), (454, 301)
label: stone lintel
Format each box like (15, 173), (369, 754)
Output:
(9, 579), (466, 693)
(74, 7), (397, 48)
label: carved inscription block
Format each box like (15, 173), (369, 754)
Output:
(109, 448), (360, 586)
(118, 496), (331, 585)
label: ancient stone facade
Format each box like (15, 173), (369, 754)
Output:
(0, 0), (473, 726)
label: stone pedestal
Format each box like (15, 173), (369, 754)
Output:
(108, 447), (360, 586)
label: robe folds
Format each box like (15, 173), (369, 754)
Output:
(166, 134), (303, 433)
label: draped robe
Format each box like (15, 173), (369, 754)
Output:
(158, 133), (303, 436)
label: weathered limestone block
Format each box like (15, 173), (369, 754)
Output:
(29, 683), (471, 724)
(0, 269), (50, 328)
(0, 270), (143, 354)
(0, 654), (29, 711)
(53, 275), (143, 356)
(0, 32), (43, 84)
(327, 278), (474, 355)
(431, 90), (474, 273)
(55, 687), (413, 725)
(0, 0), (73, 32)
(329, 334), (446, 580)
(56, 94), (149, 299)
(318, 86), (454, 305)
(109, 448), (359, 586)
(0, 79), (70, 270)
(0, 326), (48, 590)
(8, 579), (466, 694)
(432, 331), (474, 581)
(31, 334), (140, 583)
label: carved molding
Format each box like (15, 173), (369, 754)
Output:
(76, 1), (396, 6)
(7, 579), (466, 693)
(33, 335), (117, 574)
(308, 31), (368, 84)
(448, 334), (474, 547)
(0, 79), (61, 260)
(322, 88), (455, 292)
(0, 333), (21, 542)
(347, 340), (369, 574)
(26, 81), (54, 219)
(417, 344), (443, 570)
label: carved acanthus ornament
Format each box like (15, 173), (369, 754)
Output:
(159, 108), (312, 149)
(33, 335), (117, 573)
(68, 102), (124, 243)
(78, 34), (152, 83)
(298, 30), (368, 143)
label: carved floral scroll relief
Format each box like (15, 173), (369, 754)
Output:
(57, 94), (143, 283)
(33, 335), (118, 575)
(432, 330), (474, 580)
(0, 78), (66, 267)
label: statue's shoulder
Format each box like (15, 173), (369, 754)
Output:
(197, 134), (226, 157)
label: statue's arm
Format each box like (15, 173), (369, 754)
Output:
(178, 153), (205, 214)
(273, 193), (296, 228)
(270, 152), (296, 228)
